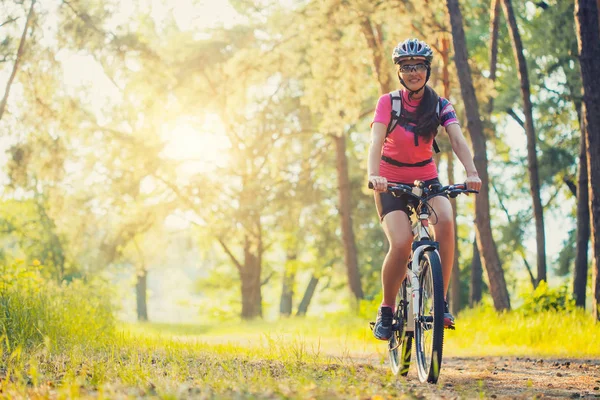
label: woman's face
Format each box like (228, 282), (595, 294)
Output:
(398, 58), (428, 92)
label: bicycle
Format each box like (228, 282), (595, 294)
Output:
(369, 180), (478, 383)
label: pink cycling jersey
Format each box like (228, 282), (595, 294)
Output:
(371, 89), (459, 183)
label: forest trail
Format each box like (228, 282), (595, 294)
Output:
(174, 331), (600, 398)
(360, 356), (600, 399)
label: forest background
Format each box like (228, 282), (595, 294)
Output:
(3, 0), (594, 321)
(2, 0), (600, 397)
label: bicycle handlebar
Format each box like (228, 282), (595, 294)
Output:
(367, 181), (479, 200)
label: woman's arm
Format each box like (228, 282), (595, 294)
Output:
(446, 123), (482, 191)
(368, 122), (388, 192)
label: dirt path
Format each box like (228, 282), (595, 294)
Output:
(172, 333), (600, 398)
(371, 356), (600, 399)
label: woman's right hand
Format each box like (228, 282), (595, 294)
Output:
(369, 175), (388, 192)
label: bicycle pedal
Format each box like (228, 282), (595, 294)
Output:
(445, 325), (456, 330)
(369, 321), (375, 331)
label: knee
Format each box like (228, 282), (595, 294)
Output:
(434, 217), (454, 229)
(431, 210), (454, 227)
(388, 237), (411, 253)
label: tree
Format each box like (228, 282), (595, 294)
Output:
(573, 108), (589, 307)
(574, 0), (600, 320)
(500, 0), (547, 286)
(446, 0), (511, 310)
(0, 0), (35, 121)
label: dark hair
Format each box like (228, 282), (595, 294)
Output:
(406, 85), (440, 141)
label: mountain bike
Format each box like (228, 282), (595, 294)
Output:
(369, 180), (478, 383)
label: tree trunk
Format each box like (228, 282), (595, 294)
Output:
(446, 0), (511, 310)
(441, 35), (461, 315)
(218, 229), (264, 320)
(573, 105), (590, 308)
(241, 234), (263, 319)
(296, 274), (319, 316)
(280, 252), (296, 316)
(334, 134), (364, 300)
(575, 0), (600, 321)
(448, 151), (461, 314)
(0, 0), (35, 121)
(470, 239), (483, 306)
(501, 0), (547, 286)
(136, 268), (148, 321)
(360, 18), (393, 94)
(487, 0), (501, 116)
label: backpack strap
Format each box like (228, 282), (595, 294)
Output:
(432, 96), (442, 154)
(386, 90), (442, 153)
(386, 90), (402, 137)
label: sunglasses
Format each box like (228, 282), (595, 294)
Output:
(399, 63), (428, 73)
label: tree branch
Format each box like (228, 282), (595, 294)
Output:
(260, 271), (274, 286)
(563, 177), (577, 197)
(0, 17), (19, 29)
(61, 0), (116, 40)
(491, 181), (536, 288)
(0, 0), (35, 121)
(217, 237), (243, 272)
(506, 108), (525, 128)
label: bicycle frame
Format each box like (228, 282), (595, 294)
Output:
(404, 203), (440, 333)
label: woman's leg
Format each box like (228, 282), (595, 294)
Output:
(380, 210), (413, 307)
(373, 209), (413, 340)
(428, 196), (455, 298)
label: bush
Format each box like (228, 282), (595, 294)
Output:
(0, 260), (115, 353)
(519, 281), (575, 315)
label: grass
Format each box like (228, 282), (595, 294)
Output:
(0, 329), (411, 399)
(445, 307), (600, 357)
(2, 262), (600, 398)
(3, 308), (597, 398)
(130, 307), (600, 359)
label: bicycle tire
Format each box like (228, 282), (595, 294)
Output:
(389, 279), (412, 376)
(414, 250), (444, 383)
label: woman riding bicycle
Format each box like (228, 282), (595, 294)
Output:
(369, 38), (482, 341)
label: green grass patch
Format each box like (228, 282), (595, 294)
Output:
(1, 265), (599, 399)
(0, 329), (413, 399)
(0, 260), (114, 353)
(126, 306), (600, 362)
(445, 307), (600, 357)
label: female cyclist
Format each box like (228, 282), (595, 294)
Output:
(369, 38), (482, 340)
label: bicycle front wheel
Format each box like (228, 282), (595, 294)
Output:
(389, 279), (412, 376)
(414, 250), (444, 383)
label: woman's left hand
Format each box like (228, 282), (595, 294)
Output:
(465, 173), (482, 192)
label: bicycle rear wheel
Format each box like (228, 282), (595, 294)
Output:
(389, 279), (412, 376)
(414, 250), (444, 383)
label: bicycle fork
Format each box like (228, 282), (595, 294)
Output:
(406, 244), (441, 332)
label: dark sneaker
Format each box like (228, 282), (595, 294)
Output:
(373, 306), (394, 340)
(444, 301), (455, 329)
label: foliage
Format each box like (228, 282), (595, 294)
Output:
(448, 306), (599, 357)
(0, 260), (115, 352)
(518, 281), (576, 315)
(0, 0), (594, 320)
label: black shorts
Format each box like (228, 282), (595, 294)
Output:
(374, 177), (447, 221)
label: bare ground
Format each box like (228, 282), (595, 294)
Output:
(368, 356), (600, 399)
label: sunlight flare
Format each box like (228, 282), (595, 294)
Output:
(161, 114), (230, 173)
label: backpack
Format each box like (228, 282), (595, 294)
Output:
(386, 89), (442, 154)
